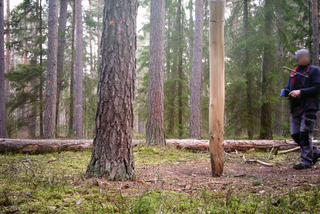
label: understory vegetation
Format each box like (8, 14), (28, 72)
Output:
(0, 146), (319, 214)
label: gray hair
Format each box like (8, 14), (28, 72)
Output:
(295, 49), (310, 60)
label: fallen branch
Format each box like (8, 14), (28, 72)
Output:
(277, 146), (300, 155)
(245, 159), (274, 167)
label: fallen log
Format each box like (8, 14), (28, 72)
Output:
(0, 138), (301, 154)
(167, 139), (298, 152)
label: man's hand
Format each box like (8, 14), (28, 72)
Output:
(289, 90), (301, 98)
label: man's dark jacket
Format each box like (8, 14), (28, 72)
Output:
(285, 65), (320, 114)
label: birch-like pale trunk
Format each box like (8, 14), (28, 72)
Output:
(73, 0), (84, 138)
(190, 0), (204, 139)
(44, 0), (58, 138)
(146, 0), (166, 145)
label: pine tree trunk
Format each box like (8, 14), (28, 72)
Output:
(38, 0), (44, 137)
(5, 0), (10, 102)
(56, 0), (68, 136)
(165, 5), (179, 136)
(260, 0), (274, 140)
(0, 0), (6, 137)
(146, 0), (166, 145)
(73, 0), (84, 138)
(44, 0), (58, 138)
(312, 0), (319, 66)
(190, 0), (204, 139)
(69, 0), (76, 137)
(188, 0), (194, 62)
(177, 0), (184, 138)
(86, 0), (137, 180)
(244, 0), (254, 139)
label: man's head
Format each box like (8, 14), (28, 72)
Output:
(295, 49), (311, 66)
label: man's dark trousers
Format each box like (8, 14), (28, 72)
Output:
(291, 111), (320, 166)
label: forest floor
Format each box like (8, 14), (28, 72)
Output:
(0, 145), (320, 213)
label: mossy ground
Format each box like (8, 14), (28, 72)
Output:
(0, 145), (319, 213)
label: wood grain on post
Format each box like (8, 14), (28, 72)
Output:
(209, 0), (225, 177)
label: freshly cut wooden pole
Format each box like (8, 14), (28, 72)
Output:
(209, 0), (225, 177)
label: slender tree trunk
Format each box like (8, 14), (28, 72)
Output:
(44, 0), (58, 138)
(69, 0), (76, 137)
(188, 0), (194, 62)
(190, 0), (204, 139)
(146, 0), (166, 145)
(73, 0), (84, 138)
(55, 0), (68, 136)
(244, 0), (254, 139)
(177, 0), (184, 138)
(260, 0), (274, 139)
(312, 0), (319, 65)
(5, 0), (10, 101)
(88, 0), (94, 74)
(38, 0), (44, 138)
(86, 0), (137, 180)
(0, 0), (6, 137)
(166, 7), (176, 137)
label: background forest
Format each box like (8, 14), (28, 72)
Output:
(2, 0), (318, 140)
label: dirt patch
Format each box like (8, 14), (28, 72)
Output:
(90, 154), (320, 197)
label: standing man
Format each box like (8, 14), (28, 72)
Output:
(282, 49), (320, 170)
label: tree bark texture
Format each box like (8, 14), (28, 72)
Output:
(0, 139), (300, 154)
(44, 0), (58, 138)
(86, 0), (138, 180)
(56, 0), (68, 135)
(260, 0), (274, 140)
(190, 0), (204, 139)
(146, 0), (166, 145)
(0, 0), (5, 137)
(312, 0), (319, 66)
(73, 0), (84, 138)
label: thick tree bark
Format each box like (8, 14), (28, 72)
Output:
(44, 0), (59, 138)
(312, 0), (319, 66)
(244, 0), (254, 139)
(190, 0), (204, 139)
(86, 0), (138, 180)
(55, 0), (68, 136)
(73, 0), (84, 138)
(0, 139), (300, 154)
(260, 0), (274, 140)
(0, 0), (5, 137)
(146, 0), (166, 145)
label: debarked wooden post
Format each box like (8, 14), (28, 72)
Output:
(209, 0), (225, 177)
